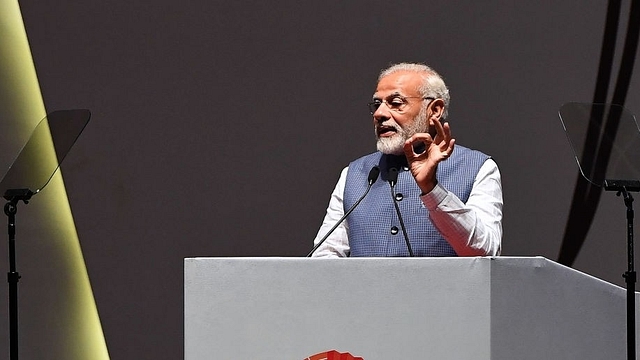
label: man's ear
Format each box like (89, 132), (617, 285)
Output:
(428, 98), (446, 122)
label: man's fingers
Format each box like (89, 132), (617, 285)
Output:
(443, 138), (456, 158)
(404, 134), (433, 156)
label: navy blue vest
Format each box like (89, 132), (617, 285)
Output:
(344, 146), (489, 257)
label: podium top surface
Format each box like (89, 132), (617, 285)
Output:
(184, 256), (623, 290)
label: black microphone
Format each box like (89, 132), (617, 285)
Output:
(387, 167), (414, 257)
(307, 166), (380, 257)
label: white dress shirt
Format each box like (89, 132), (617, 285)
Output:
(312, 159), (503, 257)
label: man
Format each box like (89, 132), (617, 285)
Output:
(312, 62), (502, 257)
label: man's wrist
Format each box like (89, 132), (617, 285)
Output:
(420, 183), (448, 209)
(419, 180), (438, 196)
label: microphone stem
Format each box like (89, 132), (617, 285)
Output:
(307, 183), (373, 257)
(390, 184), (414, 257)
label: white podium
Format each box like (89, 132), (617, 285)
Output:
(184, 257), (639, 359)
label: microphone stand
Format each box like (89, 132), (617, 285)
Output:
(4, 189), (34, 360)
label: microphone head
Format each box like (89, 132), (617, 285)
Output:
(368, 166), (380, 185)
(388, 167), (398, 187)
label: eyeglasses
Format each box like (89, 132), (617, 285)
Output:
(368, 96), (434, 115)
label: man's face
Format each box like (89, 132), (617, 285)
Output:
(372, 71), (429, 155)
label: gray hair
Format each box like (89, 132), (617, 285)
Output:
(378, 63), (450, 120)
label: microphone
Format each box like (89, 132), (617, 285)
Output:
(387, 167), (414, 257)
(307, 166), (380, 257)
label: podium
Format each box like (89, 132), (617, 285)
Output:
(184, 257), (640, 359)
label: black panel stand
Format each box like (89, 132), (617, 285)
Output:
(605, 180), (638, 360)
(3, 189), (33, 360)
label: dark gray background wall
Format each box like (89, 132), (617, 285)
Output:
(1, 1), (639, 359)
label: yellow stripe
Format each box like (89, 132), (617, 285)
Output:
(0, 1), (109, 358)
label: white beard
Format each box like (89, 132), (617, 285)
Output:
(376, 109), (429, 155)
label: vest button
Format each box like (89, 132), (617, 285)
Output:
(402, 166), (409, 171)
(390, 226), (399, 235)
(395, 193), (403, 201)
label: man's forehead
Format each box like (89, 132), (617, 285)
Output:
(375, 71), (422, 96)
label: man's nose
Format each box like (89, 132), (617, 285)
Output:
(373, 103), (391, 123)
